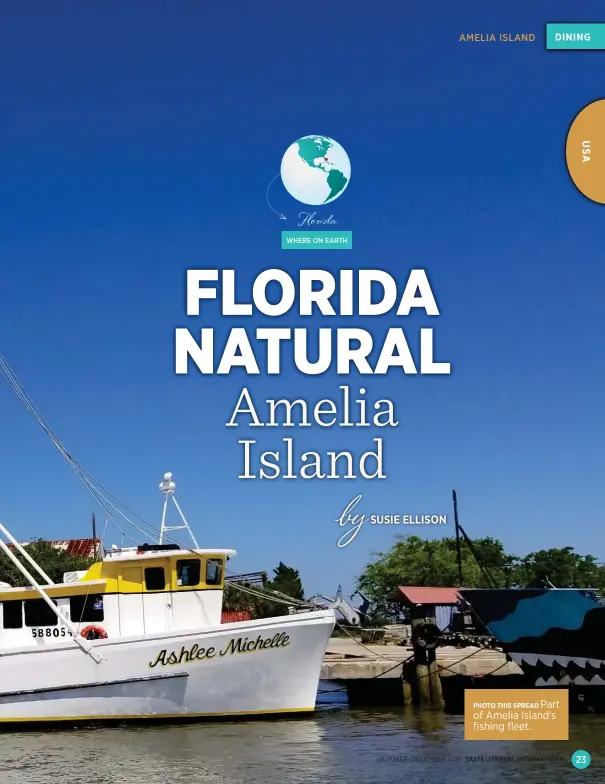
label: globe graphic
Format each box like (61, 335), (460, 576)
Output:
(280, 135), (351, 206)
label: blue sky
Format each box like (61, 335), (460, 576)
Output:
(0, 1), (604, 597)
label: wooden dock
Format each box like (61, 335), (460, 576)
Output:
(321, 637), (521, 680)
(320, 637), (524, 707)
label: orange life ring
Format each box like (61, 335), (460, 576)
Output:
(80, 625), (108, 640)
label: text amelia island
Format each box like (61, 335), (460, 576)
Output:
(175, 268), (450, 480)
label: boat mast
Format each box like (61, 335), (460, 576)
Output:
(453, 489), (463, 587)
(158, 472), (199, 549)
(0, 523), (103, 663)
(450, 490), (498, 589)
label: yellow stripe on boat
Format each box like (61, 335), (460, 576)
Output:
(0, 707), (315, 722)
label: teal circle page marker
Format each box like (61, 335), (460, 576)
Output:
(571, 750), (591, 769)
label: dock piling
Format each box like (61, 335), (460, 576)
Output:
(416, 663), (432, 706)
(428, 658), (444, 708)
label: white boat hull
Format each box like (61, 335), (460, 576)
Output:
(0, 609), (335, 723)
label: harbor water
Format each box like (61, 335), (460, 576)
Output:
(0, 686), (601, 782)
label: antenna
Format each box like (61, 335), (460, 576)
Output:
(158, 472), (199, 549)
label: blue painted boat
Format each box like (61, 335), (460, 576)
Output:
(460, 588), (605, 691)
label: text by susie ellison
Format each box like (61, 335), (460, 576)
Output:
(336, 494), (448, 546)
(174, 268), (451, 480)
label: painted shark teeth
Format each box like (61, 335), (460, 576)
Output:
(512, 653), (572, 667)
(564, 657), (605, 668)
(587, 659), (604, 669)
(536, 674), (604, 686)
(536, 654), (573, 667)
(517, 654), (605, 668)
(533, 676), (560, 686)
(512, 653), (540, 666)
(517, 652), (605, 683)
(551, 656), (571, 666)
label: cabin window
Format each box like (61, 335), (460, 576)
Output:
(176, 559), (201, 587)
(2, 601), (23, 629)
(206, 558), (223, 586)
(24, 598), (58, 627)
(145, 567), (166, 591)
(70, 594), (104, 623)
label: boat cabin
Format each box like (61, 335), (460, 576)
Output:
(0, 543), (236, 649)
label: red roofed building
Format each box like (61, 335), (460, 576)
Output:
(9, 539), (104, 559)
(397, 586), (460, 606)
(397, 585), (461, 631)
(46, 539), (103, 558)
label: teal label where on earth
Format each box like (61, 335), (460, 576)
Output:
(546, 24), (605, 49)
(281, 231), (352, 249)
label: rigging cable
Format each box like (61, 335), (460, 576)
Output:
(0, 353), (314, 609)
(0, 357), (506, 664)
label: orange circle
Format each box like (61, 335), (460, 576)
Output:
(566, 99), (605, 204)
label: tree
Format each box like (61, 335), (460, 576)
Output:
(266, 562), (304, 600)
(0, 539), (94, 587)
(222, 563), (304, 619)
(254, 562), (304, 618)
(356, 535), (605, 623)
(222, 583), (264, 613)
(514, 548), (603, 589)
(356, 536), (505, 620)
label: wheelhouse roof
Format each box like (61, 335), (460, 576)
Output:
(102, 547), (237, 563)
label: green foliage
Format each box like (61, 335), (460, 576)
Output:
(222, 583), (262, 613)
(222, 562), (305, 619)
(0, 539), (95, 587)
(267, 562), (304, 601)
(255, 562), (305, 618)
(357, 535), (605, 623)
(515, 547), (604, 590)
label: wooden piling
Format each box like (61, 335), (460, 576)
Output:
(411, 615), (432, 706)
(416, 663), (431, 706)
(402, 680), (413, 705)
(428, 658), (444, 708)
(410, 611), (445, 708)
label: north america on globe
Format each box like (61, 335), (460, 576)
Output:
(280, 135), (351, 206)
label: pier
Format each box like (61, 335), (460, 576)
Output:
(321, 638), (525, 708)
(322, 638), (521, 679)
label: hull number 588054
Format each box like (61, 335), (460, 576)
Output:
(31, 627), (74, 638)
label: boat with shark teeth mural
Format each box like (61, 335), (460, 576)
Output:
(460, 587), (605, 712)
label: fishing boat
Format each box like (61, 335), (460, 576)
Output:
(0, 355), (335, 725)
(460, 587), (605, 711)
(0, 484), (335, 725)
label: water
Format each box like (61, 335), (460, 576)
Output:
(0, 691), (601, 783)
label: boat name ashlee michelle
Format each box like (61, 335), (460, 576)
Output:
(148, 632), (291, 668)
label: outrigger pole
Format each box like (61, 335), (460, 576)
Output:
(0, 523), (103, 664)
(0, 524), (53, 585)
